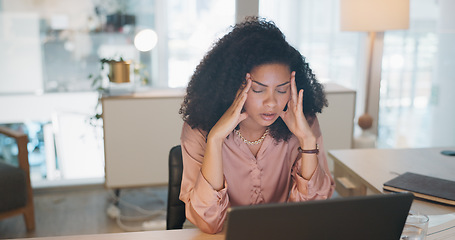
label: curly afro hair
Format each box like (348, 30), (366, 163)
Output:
(179, 17), (327, 142)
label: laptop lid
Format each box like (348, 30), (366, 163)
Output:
(225, 192), (414, 240)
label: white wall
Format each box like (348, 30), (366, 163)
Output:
(0, 12), (42, 94)
(0, 92), (98, 123)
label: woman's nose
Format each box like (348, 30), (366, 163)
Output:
(264, 92), (277, 108)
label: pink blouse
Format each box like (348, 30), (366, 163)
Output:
(179, 117), (335, 234)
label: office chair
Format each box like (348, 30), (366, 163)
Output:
(166, 145), (186, 229)
(0, 126), (35, 231)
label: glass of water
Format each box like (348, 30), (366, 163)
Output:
(401, 212), (429, 240)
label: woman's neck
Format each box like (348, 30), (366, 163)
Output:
(238, 121), (268, 140)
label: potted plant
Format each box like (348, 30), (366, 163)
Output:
(87, 57), (149, 126)
(87, 57), (130, 126)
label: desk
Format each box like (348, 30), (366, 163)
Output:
(329, 147), (455, 215)
(11, 229), (224, 240)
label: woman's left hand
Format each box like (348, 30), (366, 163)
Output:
(280, 72), (315, 143)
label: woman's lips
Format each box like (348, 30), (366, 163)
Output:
(261, 113), (276, 121)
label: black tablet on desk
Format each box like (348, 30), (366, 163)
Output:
(225, 192), (414, 240)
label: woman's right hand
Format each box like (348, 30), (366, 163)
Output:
(203, 79), (251, 190)
(207, 79), (251, 144)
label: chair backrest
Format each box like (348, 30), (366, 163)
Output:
(0, 126), (35, 231)
(166, 145), (186, 229)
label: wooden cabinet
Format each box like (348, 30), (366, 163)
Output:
(318, 83), (356, 171)
(102, 89), (185, 188)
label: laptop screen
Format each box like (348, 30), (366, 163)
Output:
(225, 192), (414, 240)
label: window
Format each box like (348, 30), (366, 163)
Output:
(378, 0), (454, 148)
(259, 0), (455, 148)
(0, 0), (235, 93)
(167, 0), (235, 88)
(0, 0), (235, 184)
(259, 0), (363, 90)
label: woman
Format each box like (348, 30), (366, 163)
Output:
(179, 17), (335, 234)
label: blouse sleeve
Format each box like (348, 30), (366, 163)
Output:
(288, 117), (336, 201)
(178, 122), (230, 234)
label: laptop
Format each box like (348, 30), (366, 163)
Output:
(225, 192), (414, 240)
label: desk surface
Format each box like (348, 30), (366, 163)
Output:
(329, 147), (455, 215)
(11, 229), (224, 240)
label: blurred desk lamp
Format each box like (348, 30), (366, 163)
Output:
(340, 0), (409, 133)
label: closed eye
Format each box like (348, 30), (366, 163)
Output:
(250, 80), (290, 94)
(276, 86), (289, 94)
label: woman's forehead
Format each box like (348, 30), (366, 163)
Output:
(250, 63), (291, 86)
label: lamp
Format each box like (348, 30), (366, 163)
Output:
(340, 0), (409, 137)
(134, 29), (158, 52)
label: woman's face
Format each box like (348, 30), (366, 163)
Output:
(243, 63), (292, 128)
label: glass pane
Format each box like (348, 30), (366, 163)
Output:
(0, 123), (47, 182)
(167, 0), (235, 88)
(260, 0), (455, 149)
(0, 0), (157, 93)
(259, 0), (362, 90)
(378, 0), (455, 148)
